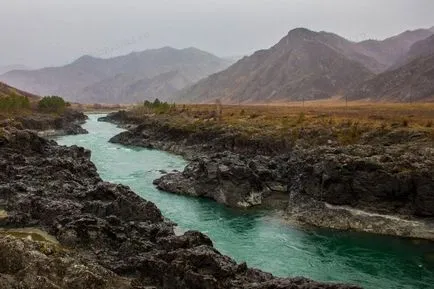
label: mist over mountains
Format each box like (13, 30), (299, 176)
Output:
(180, 27), (434, 103)
(1, 26), (434, 104)
(348, 34), (434, 102)
(0, 47), (232, 104)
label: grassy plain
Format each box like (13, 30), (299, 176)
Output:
(128, 100), (434, 147)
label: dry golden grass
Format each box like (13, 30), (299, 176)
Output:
(175, 101), (434, 129)
(129, 100), (434, 147)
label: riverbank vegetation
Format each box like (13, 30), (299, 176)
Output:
(0, 81), (70, 119)
(126, 101), (434, 148)
(37, 96), (68, 113)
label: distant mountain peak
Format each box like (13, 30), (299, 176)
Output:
(285, 27), (317, 40)
(180, 27), (373, 104)
(0, 46), (233, 104)
(72, 54), (100, 64)
(287, 27), (315, 35)
(275, 27), (318, 49)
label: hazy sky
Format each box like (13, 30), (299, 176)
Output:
(1, 0), (433, 68)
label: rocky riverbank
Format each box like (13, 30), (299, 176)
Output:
(0, 109), (88, 136)
(101, 110), (434, 241)
(0, 125), (360, 288)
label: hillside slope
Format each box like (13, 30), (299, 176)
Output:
(0, 47), (232, 104)
(347, 54), (434, 102)
(0, 81), (39, 100)
(179, 28), (373, 103)
(391, 34), (434, 69)
(355, 29), (433, 70)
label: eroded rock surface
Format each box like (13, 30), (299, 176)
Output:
(0, 109), (88, 136)
(102, 111), (434, 240)
(0, 128), (360, 288)
(154, 146), (434, 239)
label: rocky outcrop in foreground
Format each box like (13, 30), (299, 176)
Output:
(102, 111), (434, 240)
(0, 128), (359, 288)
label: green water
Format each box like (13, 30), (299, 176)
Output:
(55, 114), (434, 289)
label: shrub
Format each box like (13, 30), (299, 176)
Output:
(0, 93), (30, 112)
(143, 98), (173, 114)
(38, 96), (66, 113)
(296, 112), (306, 124)
(338, 121), (362, 145)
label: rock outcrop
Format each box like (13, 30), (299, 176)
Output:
(153, 146), (434, 240)
(102, 111), (434, 240)
(104, 111), (291, 158)
(0, 235), (132, 289)
(0, 128), (359, 288)
(0, 109), (88, 136)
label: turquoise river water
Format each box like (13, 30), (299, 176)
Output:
(54, 114), (434, 289)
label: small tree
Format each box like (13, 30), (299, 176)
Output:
(153, 98), (161, 106)
(38, 96), (66, 114)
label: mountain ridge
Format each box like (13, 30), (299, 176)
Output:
(0, 47), (232, 104)
(178, 27), (434, 104)
(347, 35), (434, 102)
(179, 28), (375, 103)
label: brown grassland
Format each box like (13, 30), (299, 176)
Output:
(128, 99), (434, 147)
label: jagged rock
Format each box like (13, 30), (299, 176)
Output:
(0, 129), (359, 288)
(154, 152), (288, 208)
(0, 235), (132, 289)
(154, 145), (434, 239)
(103, 110), (434, 239)
(3, 109), (89, 136)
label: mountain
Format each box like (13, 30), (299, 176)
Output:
(347, 35), (434, 102)
(310, 31), (385, 73)
(179, 28), (374, 103)
(392, 35), (434, 68)
(81, 70), (192, 104)
(354, 29), (433, 71)
(346, 55), (434, 102)
(0, 65), (30, 75)
(347, 34), (434, 102)
(0, 47), (232, 104)
(283, 28), (432, 73)
(178, 27), (434, 104)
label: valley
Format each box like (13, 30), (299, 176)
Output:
(0, 9), (433, 288)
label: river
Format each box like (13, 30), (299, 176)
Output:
(54, 114), (434, 289)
